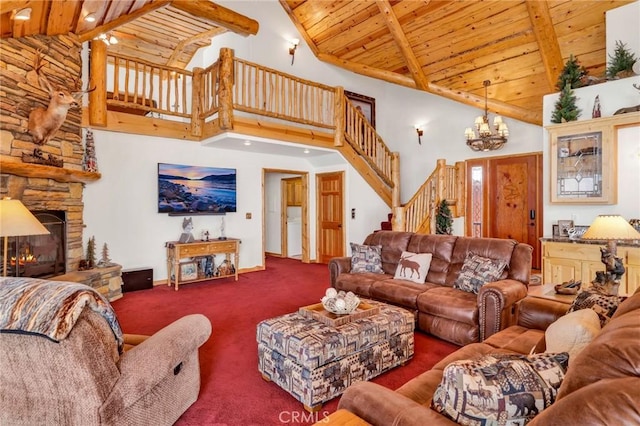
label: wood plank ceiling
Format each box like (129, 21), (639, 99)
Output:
(1, 0), (633, 125)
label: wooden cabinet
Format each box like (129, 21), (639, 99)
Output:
(166, 238), (240, 290)
(284, 177), (302, 206)
(542, 240), (640, 295)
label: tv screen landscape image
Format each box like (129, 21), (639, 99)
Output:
(158, 163), (237, 214)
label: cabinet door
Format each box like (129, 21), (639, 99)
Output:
(544, 258), (582, 284)
(622, 247), (640, 295)
(581, 261), (602, 286)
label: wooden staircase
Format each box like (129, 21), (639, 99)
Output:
(86, 46), (463, 232)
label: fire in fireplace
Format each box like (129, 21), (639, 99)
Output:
(2, 211), (66, 278)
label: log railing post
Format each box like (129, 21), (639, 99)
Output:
(334, 86), (345, 146)
(89, 41), (107, 127)
(455, 161), (466, 217)
(218, 47), (234, 130)
(391, 151), (404, 231)
(436, 158), (447, 202)
(191, 67), (203, 137)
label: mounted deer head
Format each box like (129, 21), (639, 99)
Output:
(27, 50), (94, 145)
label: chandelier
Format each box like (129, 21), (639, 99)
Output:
(464, 80), (509, 151)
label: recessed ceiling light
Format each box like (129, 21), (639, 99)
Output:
(244, 141), (251, 146)
(14, 8), (31, 21)
(303, 149), (310, 154)
(84, 13), (96, 23)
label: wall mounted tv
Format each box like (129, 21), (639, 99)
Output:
(158, 163), (236, 214)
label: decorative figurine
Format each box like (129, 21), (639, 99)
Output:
(179, 217), (195, 243)
(592, 95), (601, 118)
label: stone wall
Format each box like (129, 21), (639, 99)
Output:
(0, 35), (87, 272)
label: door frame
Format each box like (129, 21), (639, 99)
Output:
(262, 169), (310, 265)
(316, 171), (345, 263)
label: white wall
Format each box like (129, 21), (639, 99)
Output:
(542, 75), (640, 233)
(607, 2), (640, 63)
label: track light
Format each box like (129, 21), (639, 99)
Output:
(14, 8), (31, 21)
(84, 13), (96, 23)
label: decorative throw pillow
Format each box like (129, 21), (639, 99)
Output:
(545, 309), (601, 364)
(431, 352), (569, 425)
(393, 251), (432, 284)
(566, 289), (627, 327)
(453, 253), (508, 294)
(350, 243), (383, 274)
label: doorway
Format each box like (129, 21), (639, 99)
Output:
(263, 169), (310, 264)
(316, 171), (345, 263)
(466, 153), (543, 269)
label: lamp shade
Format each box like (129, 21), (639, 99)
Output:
(582, 215), (640, 241)
(0, 198), (49, 237)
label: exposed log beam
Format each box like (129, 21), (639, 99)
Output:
(170, 0), (258, 37)
(167, 27), (227, 67)
(526, 0), (563, 91)
(317, 52), (541, 125)
(78, 0), (171, 42)
(1, 1), (30, 15)
(376, 0), (429, 91)
(278, 0), (319, 56)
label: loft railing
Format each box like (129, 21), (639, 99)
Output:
(393, 159), (465, 233)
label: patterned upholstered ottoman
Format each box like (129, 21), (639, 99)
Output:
(256, 300), (414, 411)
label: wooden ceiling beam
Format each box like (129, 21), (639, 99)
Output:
(169, 0), (258, 37)
(0, 1), (30, 15)
(526, 0), (563, 91)
(278, 0), (319, 56)
(317, 51), (540, 125)
(78, 0), (171, 42)
(166, 27), (227, 67)
(375, 0), (429, 91)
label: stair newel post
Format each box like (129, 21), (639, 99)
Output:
(334, 86), (345, 146)
(391, 152), (405, 231)
(455, 161), (466, 217)
(436, 158), (447, 202)
(89, 41), (107, 127)
(190, 67), (203, 137)
(218, 47), (234, 131)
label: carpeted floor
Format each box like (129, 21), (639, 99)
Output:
(111, 256), (459, 425)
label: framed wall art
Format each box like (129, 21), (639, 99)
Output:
(557, 220), (574, 237)
(345, 90), (376, 128)
(547, 119), (617, 204)
(179, 261), (198, 281)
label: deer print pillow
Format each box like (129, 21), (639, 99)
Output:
(431, 352), (569, 425)
(393, 251), (432, 284)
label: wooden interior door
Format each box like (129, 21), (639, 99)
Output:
(466, 153), (543, 269)
(317, 172), (344, 263)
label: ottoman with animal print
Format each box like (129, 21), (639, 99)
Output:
(256, 300), (414, 411)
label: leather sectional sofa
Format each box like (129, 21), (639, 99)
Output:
(336, 290), (640, 425)
(329, 231), (533, 345)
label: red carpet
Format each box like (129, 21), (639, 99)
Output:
(111, 257), (459, 425)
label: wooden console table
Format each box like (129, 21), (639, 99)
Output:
(166, 239), (240, 290)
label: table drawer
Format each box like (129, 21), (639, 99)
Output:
(178, 242), (237, 257)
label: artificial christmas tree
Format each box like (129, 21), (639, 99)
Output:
(551, 83), (581, 123)
(98, 243), (112, 267)
(556, 54), (587, 91)
(86, 236), (97, 268)
(83, 129), (98, 172)
(435, 199), (453, 235)
(607, 40), (637, 79)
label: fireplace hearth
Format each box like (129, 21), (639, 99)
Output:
(2, 211), (66, 278)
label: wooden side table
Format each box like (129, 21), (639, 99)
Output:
(527, 283), (578, 305)
(165, 238), (239, 290)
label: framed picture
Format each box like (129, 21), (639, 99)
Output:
(547, 120), (616, 204)
(557, 220), (574, 237)
(345, 90), (376, 128)
(552, 224), (560, 237)
(179, 261), (198, 281)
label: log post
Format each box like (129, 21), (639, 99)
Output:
(436, 158), (447, 203)
(455, 161), (466, 218)
(89, 41), (107, 127)
(334, 86), (345, 146)
(191, 67), (203, 137)
(218, 48), (234, 131)
(391, 152), (404, 231)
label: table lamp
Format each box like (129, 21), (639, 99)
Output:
(0, 197), (50, 277)
(581, 214), (640, 295)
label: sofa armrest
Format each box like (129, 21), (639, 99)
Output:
(478, 279), (528, 341)
(516, 296), (570, 330)
(101, 314), (212, 415)
(338, 381), (457, 426)
(328, 257), (352, 287)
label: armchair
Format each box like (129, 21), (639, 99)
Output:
(0, 279), (211, 425)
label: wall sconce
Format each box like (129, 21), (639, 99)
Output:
(415, 126), (424, 145)
(289, 39), (299, 65)
(14, 8), (32, 21)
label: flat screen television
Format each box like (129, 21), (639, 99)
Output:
(158, 163), (236, 214)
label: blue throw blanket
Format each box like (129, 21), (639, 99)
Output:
(0, 277), (123, 353)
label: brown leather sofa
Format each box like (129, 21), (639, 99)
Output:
(329, 231), (533, 345)
(336, 290), (640, 425)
